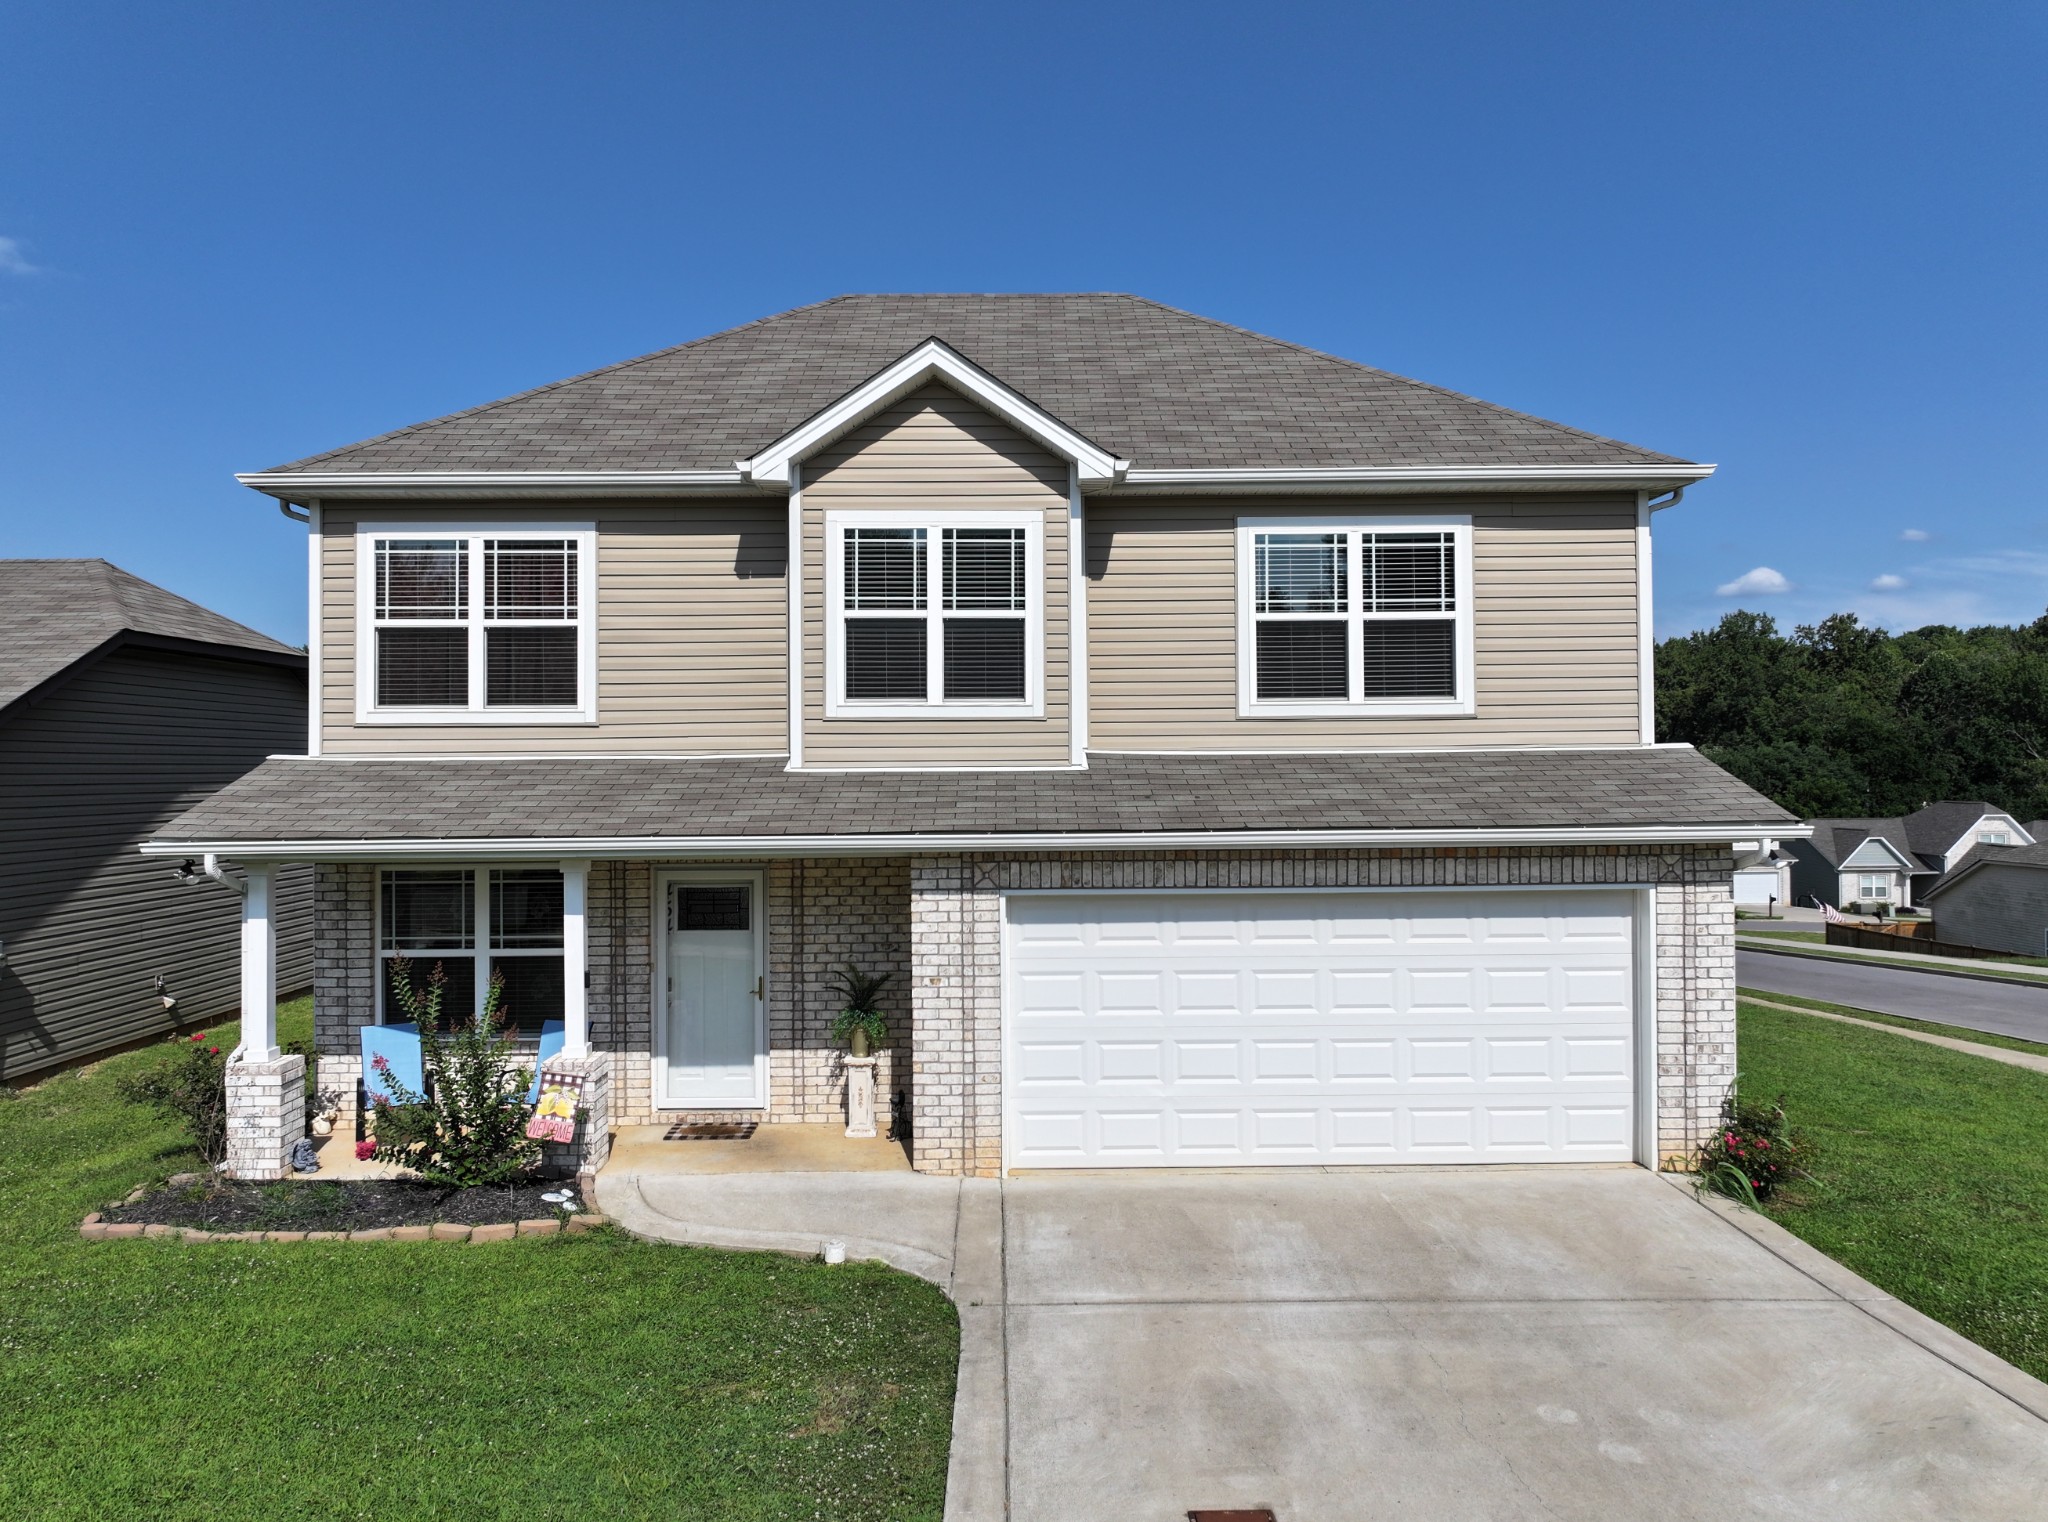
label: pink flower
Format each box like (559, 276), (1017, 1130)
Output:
(189, 1032), (204, 1043)
(1756, 1138), (1770, 1149)
(207, 1046), (220, 1055)
(355, 1140), (376, 1161)
(371, 1053), (391, 1073)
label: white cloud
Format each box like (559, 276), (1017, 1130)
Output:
(1870, 574), (1908, 591)
(1900, 528), (1931, 542)
(0, 236), (35, 276)
(1715, 566), (1792, 597)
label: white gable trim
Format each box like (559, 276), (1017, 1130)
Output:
(1839, 836), (1916, 871)
(736, 338), (1126, 492)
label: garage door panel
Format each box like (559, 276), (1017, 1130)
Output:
(1006, 890), (1636, 1168)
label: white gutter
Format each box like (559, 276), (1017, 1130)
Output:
(237, 470), (748, 499)
(1111, 464), (1716, 491)
(144, 821), (1809, 861)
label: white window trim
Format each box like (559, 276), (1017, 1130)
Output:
(823, 508), (1045, 720)
(1234, 513), (1475, 718)
(1854, 873), (1894, 901)
(354, 521), (598, 725)
(373, 865), (568, 1026)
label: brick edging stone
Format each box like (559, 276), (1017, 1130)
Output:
(79, 1209), (608, 1242)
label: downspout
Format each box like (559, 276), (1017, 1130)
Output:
(278, 500), (311, 524)
(183, 855), (251, 1062)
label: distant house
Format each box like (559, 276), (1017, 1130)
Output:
(0, 561), (312, 1081)
(1922, 844), (2048, 957)
(1785, 802), (2036, 913)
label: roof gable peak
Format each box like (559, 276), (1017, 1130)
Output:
(736, 336), (1124, 492)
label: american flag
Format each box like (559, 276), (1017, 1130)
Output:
(1817, 901), (1850, 925)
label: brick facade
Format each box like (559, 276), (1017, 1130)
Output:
(308, 847), (1734, 1179)
(908, 848), (1736, 1177)
(314, 858), (912, 1136)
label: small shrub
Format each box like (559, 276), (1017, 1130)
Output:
(1696, 1088), (1813, 1208)
(117, 1032), (230, 1172)
(364, 957), (540, 1187)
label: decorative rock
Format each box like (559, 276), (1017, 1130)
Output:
(304, 1231), (348, 1241)
(166, 1173), (201, 1187)
(220, 1231), (263, 1243)
(267, 1231), (309, 1243)
(388, 1225), (433, 1242)
(350, 1227), (394, 1242)
(103, 1224), (145, 1239)
(469, 1223), (517, 1243)
(181, 1229), (215, 1243)
(82, 1212), (102, 1227)
(517, 1218), (560, 1237)
(78, 1221), (109, 1240)
(142, 1223), (175, 1238)
(565, 1213), (606, 1234)
(124, 1186), (147, 1204)
(428, 1222), (471, 1242)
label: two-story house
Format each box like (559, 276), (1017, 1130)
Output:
(1788, 802), (2037, 913)
(150, 294), (1794, 1181)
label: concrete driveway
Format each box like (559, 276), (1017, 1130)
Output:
(601, 1163), (2048, 1522)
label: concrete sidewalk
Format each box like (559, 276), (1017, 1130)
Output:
(596, 1163), (2048, 1522)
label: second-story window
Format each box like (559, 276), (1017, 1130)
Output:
(357, 524), (596, 722)
(1236, 516), (1473, 717)
(827, 512), (1041, 716)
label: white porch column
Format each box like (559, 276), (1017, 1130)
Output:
(561, 858), (590, 1057)
(226, 859), (302, 1180)
(239, 862), (279, 1061)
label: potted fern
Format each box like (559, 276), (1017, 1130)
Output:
(828, 965), (891, 1057)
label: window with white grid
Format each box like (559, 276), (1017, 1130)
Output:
(1236, 516), (1473, 715)
(356, 524), (596, 722)
(827, 511), (1041, 715)
(377, 867), (564, 1036)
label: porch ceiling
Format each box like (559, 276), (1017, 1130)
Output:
(145, 748), (1797, 858)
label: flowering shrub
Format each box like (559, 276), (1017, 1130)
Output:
(362, 956), (540, 1187)
(117, 1032), (230, 1171)
(1695, 1089), (1812, 1207)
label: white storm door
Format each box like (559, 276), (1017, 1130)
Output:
(660, 874), (766, 1107)
(1005, 888), (1637, 1169)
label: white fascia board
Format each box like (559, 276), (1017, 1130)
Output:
(736, 338), (1125, 491)
(1110, 464), (1717, 494)
(142, 822), (1804, 861)
(238, 470), (747, 499)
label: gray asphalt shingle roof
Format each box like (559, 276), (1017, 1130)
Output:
(0, 559), (302, 713)
(154, 747), (1790, 848)
(268, 294), (1693, 476)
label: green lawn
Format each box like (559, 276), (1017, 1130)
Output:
(0, 999), (958, 1521)
(1738, 985), (2048, 1061)
(1738, 999), (2048, 1380)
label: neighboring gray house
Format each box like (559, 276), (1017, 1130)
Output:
(1921, 843), (2048, 956)
(0, 561), (313, 1081)
(1786, 802), (2036, 913)
(149, 293), (1796, 1182)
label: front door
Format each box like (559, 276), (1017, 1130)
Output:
(660, 874), (766, 1107)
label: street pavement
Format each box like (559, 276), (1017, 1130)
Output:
(1737, 945), (2048, 1044)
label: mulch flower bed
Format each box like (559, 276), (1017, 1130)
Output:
(81, 1176), (608, 1243)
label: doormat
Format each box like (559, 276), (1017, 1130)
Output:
(662, 1121), (759, 1141)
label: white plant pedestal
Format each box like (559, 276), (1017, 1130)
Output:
(843, 1055), (879, 1139)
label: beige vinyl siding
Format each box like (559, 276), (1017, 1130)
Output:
(320, 499), (787, 755)
(1086, 494), (1643, 748)
(800, 383), (1071, 766)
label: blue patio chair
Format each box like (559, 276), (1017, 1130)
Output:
(526, 1020), (565, 1103)
(361, 1022), (424, 1105)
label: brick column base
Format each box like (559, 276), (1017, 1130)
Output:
(314, 1054), (362, 1138)
(541, 1052), (612, 1182)
(226, 1054), (306, 1181)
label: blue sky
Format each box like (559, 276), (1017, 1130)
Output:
(2, 1), (2042, 645)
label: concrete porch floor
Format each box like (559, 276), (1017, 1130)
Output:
(602, 1122), (914, 1177)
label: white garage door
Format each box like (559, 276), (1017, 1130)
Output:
(1732, 869), (1781, 906)
(1005, 889), (1638, 1169)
